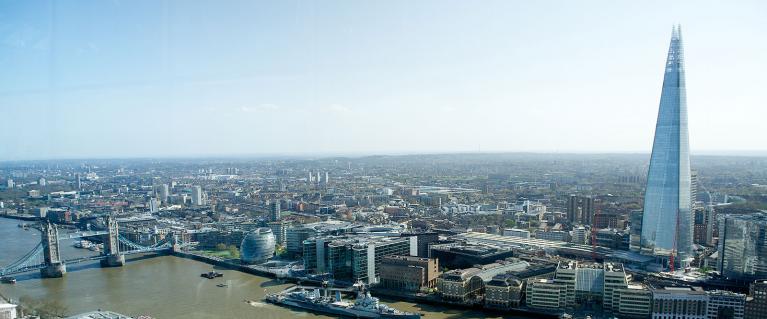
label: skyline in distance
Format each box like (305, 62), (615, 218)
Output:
(1, 1), (767, 161)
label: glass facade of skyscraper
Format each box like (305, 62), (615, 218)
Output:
(640, 26), (693, 264)
(717, 212), (767, 281)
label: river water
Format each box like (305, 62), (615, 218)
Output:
(0, 218), (515, 318)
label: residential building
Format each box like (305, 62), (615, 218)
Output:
(191, 185), (203, 206)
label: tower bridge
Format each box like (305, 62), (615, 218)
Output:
(0, 216), (191, 278)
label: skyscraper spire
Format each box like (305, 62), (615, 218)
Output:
(640, 25), (693, 268)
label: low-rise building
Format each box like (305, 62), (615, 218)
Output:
(613, 284), (652, 318)
(379, 255), (439, 292)
(484, 273), (524, 310)
(651, 287), (707, 319)
(706, 290), (745, 319)
(525, 278), (567, 309)
(437, 259), (530, 305)
(747, 280), (767, 319)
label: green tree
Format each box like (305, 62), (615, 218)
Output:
(215, 243), (227, 251)
(228, 244), (239, 258)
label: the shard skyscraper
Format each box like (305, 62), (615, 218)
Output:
(640, 25), (693, 266)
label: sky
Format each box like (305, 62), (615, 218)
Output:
(1, 0), (766, 160)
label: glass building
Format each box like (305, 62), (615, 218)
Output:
(240, 228), (276, 264)
(717, 212), (767, 281)
(640, 25), (693, 264)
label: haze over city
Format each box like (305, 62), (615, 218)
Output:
(1, 0), (766, 161)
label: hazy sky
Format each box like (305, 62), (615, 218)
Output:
(1, 0), (766, 160)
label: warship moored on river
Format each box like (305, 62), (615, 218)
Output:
(265, 284), (421, 319)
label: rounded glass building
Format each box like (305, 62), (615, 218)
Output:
(240, 228), (276, 264)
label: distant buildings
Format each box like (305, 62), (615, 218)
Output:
(268, 221), (288, 246)
(717, 212), (767, 281)
(567, 195), (594, 225)
(640, 25), (694, 266)
(191, 185), (203, 206)
(270, 201), (281, 222)
(503, 228), (531, 239)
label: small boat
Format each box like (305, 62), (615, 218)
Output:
(216, 283), (228, 287)
(1, 276), (17, 284)
(201, 271), (223, 279)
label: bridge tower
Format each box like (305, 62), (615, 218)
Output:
(100, 215), (125, 267)
(40, 221), (67, 278)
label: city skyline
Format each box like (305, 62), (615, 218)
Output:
(2, 1), (767, 160)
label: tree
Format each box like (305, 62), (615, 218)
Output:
(215, 243), (227, 251)
(227, 244), (239, 258)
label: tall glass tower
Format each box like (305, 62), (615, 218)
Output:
(640, 25), (693, 265)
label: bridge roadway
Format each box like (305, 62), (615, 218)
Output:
(0, 245), (173, 277)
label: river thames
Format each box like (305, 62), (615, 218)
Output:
(0, 218), (522, 318)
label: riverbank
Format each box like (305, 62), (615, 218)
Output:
(173, 250), (558, 319)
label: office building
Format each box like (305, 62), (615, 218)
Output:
(746, 280), (767, 319)
(526, 278), (567, 309)
(650, 287), (707, 319)
(379, 255), (439, 292)
(641, 25), (694, 266)
(401, 231), (439, 257)
(38, 177), (46, 187)
(717, 212), (767, 281)
(706, 290), (745, 319)
(612, 284), (652, 318)
(303, 235), (411, 284)
(603, 263), (630, 311)
(5, 179), (13, 189)
(568, 195), (594, 225)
